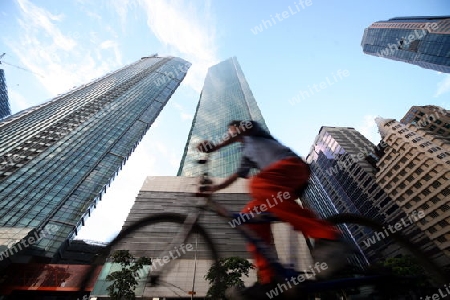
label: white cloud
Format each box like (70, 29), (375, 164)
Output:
(434, 74), (450, 97)
(137, 0), (218, 92)
(171, 101), (194, 121)
(100, 40), (122, 65)
(8, 88), (30, 113)
(6, 0), (122, 97)
(181, 112), (193, 120)
(356, 115), (381, 144)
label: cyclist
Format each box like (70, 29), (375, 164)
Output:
(197, 120), (348, 298)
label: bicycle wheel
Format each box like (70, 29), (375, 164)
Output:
(80, 213), (220, 298)
(325, 213), (447, 285)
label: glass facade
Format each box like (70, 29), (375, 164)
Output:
(304, 127), (407, 266)
(361, 16), (450, 73)
(0, 55), (190, 260)
(0, 69), (11, 120)
(177, 57), (268, 177)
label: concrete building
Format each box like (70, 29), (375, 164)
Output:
(90, 176), (313, 299)
(375, 116), (450, 268)
(401, 105), (450, 137)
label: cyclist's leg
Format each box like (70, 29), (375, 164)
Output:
(250, 156), (339, 240)
(241, 200), (274, 284)
(241, 157), (340, 285)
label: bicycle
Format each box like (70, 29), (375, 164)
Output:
(81, 155), (448, 299)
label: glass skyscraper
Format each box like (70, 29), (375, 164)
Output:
(361, 16), (450, 73)
(177, 57), (268, 177)
(0, 55), (190, 261)
(0, 69), (11, 120)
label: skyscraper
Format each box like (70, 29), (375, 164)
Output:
(0, 69), (11, 119)
(375, 116), (450, 267)
(361, 16), (450, 73)
(303, 126), (440, 267)
(177, 57), (268, 177)
(304, 127), (382, 268)
(0, 55), (190, 261)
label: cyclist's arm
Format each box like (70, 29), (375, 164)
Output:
(211, 156), (252, 192)
(197, 133), (242, 153)
(217, 173), (239, 190)
(197, 121), (255, 153)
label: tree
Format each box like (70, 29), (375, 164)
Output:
(106, 250), (152, 300)
(204, 257), (255, 299)
(380, 254), (426, 277)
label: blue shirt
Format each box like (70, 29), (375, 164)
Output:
(236, 121), (300, 178)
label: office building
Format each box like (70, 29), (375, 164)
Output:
(0, 55), (190, 262)
(361, 16), (450, 73)
(375, 117), (450, 267)
(304, 126), (440, 267)
(0, 69), (10, 119)
(177, 57), (268, 177)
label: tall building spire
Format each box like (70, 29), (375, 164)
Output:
(375, 116), (395, 138)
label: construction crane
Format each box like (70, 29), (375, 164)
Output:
(0, 52), (44, 78)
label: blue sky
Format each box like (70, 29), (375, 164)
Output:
(0, 0), (449, 242)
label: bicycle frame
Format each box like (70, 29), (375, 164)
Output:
(154, 155), (300, 282)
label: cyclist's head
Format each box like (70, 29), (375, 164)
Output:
(227, 120), (254, 142)
(227, 120), (243, 136)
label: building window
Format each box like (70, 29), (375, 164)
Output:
(440, 204), (450, 212)
(438, 219), (449, 227)
(432, 180), (442, 189)
(429, 211), (439, 218)
(437, 236), (447, 243)
(430, 196), (440, 204)
(428, 147), (441, 153)
(405, 162), (415, 169)
(422, 188), (431, 196)
(437, 153), (447, 159)
(420, 203), (430, 210)
(423, 174), (432, 181)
